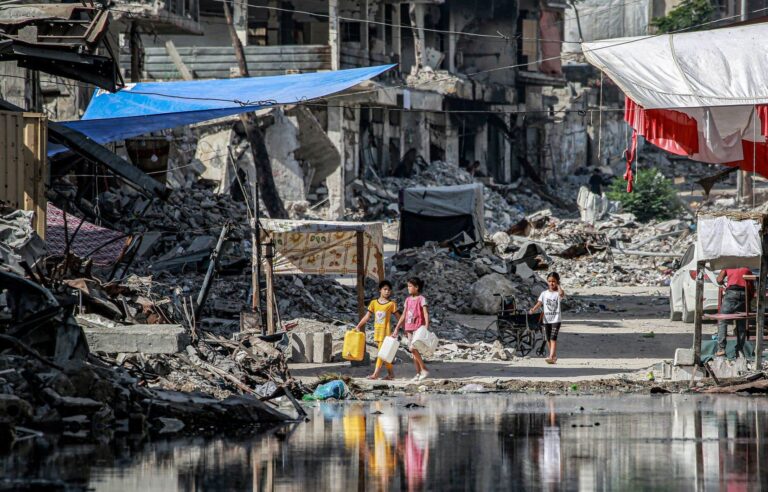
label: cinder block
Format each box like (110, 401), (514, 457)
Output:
(312, 332), (333, 363)
(288, 333), (313, 363)
(674, 348), (695, 366)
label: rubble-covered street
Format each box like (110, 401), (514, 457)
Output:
(6, 0), (768, 489)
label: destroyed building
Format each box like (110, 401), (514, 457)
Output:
(0, 1), (579, 219)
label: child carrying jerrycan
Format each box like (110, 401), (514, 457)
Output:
(354, 280), (401, 380)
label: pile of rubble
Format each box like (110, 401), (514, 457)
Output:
(500, 210), (693, 288)
(352, 160), (574, 232)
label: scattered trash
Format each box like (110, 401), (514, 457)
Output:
(457, 383), (487, 393)
(304, 380), (349, 401)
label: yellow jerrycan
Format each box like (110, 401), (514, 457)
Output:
(342, 330), (365, 361)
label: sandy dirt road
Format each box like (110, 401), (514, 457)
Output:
(289, 285), (712, 386)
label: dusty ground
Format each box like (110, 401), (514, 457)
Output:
(289, 285), (711, 390)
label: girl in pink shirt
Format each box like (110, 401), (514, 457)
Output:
(393, 277), (430, 381)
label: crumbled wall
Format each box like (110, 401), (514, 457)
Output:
(264, 110), (306, 201)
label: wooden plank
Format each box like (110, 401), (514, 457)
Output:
(693, 260), (705, 365)
(264, 244), (275, 335)
(164, 40), (194, 80)
(144, 58), (330, 68)
(756, 232), (768, 366)
(12, 112), (23, 210)
(143, 62), (330, 72)
(356, 231), (366, 319)
(21, 113), (47, 238)
(144, 45), (330, 56)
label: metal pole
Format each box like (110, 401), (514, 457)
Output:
(356, 231), (366, 319)
(755, 231), (767, 367)
(693, 260), (705, 365)
(738, 0), (749, 204)
(196, 223), (230, 320)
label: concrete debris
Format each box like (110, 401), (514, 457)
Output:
(471, 273), (518, 315)
(512, 214), (694, 288)
(0, 208), (46, 275)
(352, 160), (570, 232)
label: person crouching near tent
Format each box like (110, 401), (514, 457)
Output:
(355, 280), (400, 380)
(529, 272), (565, 364)
(393, 277), (430, 381)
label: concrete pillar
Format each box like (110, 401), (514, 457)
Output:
(445, 115), (459, 166)
(392, 4), (402, 63)
(420, 113), (430, 161)
(327, 105), (345, 219)
(233, 0), (248, 46)
(382, 110), (392, 175)
(362, 0), (370, 62)
(267, 0), (279, 45)
(448, 7), (457, 73)
(475, 123), (489, 175)
(408, 3), (425, 71)
(329, 0), (340, 70)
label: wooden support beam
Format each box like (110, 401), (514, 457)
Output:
(755, 233), (768, 367)
(264, 241), (275, 335)
(164, 40), (194, 81)
(693, 260), (705, 365)
(356, 231), (366, 319)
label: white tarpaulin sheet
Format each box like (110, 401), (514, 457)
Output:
(563, 0), (650, 54)
(258, 219), (384, 280)
(696, 216), (762, 269)
(582, 24), (768, 109)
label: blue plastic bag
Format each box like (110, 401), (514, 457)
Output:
(310, 380), (349, 400)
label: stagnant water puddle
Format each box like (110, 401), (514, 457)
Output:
(3, 393), (768, 491)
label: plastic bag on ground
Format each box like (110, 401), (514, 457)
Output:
(303, 380), (349, 401)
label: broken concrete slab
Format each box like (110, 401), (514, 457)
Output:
(78, 318), (189, 354)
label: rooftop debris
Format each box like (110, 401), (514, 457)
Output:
(0, 5), (120, 90)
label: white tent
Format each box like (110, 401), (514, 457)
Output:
(582, 23), (768, 182)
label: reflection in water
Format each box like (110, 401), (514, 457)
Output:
(3, 394), (768, 491)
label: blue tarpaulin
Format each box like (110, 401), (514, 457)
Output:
(51, 65), (394, 154)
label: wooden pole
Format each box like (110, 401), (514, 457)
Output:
(356, 231), (366, 319)
(755, 232), (767, 367)
(693, 260), (705, 365)
(265, 241), (275, 335)
(164, 40), (194, 81)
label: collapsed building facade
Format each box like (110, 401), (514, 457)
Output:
(0, 0), (580, 219)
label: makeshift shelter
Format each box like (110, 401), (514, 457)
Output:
(399, 183), (485, 250)
(692, 212), (767, 367)
(257, 219), (385, 330)
(582, 23), (768, 189)
(50, 65), (394, 155)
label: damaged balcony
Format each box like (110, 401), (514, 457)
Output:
(110, 0), (203, 35)
(0, 4), (120, 91)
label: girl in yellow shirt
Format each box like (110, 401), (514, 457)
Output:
(355, 280), (400, 380)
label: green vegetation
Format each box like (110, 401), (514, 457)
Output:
(607, 168), (681, 222)
(651, 0), (714, 33)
